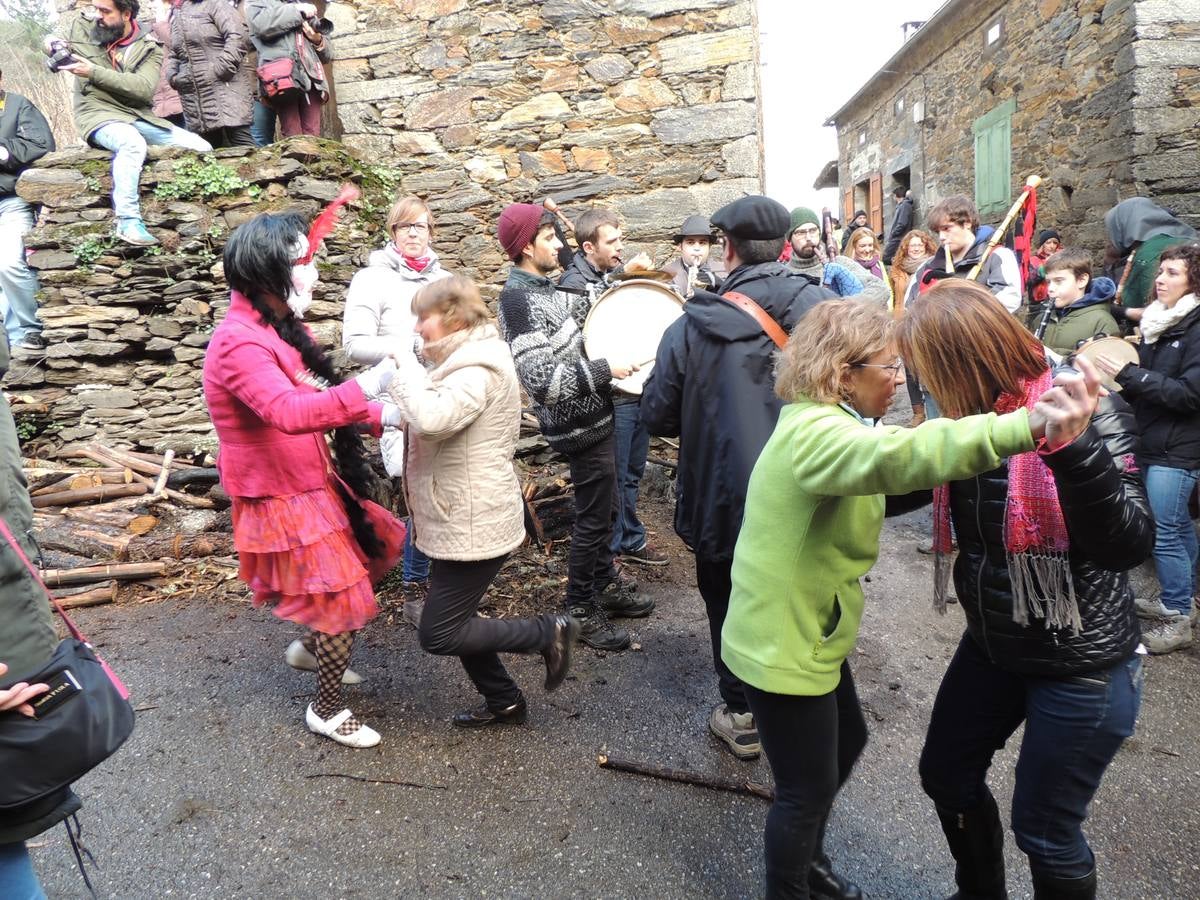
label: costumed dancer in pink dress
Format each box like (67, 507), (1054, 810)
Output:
(203, 210), (405, 748)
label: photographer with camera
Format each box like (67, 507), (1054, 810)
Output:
(246, 0), (332, 138)
(53, 0), (212, 247)
(0, 67), (54, 355)
(165, 0), (257, 148)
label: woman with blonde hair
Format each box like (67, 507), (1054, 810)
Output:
(343, 195), (451, 624)
(721, 290), (1105, 899)
(901, 282), (1151, 900)
(385, 275), (579, 728)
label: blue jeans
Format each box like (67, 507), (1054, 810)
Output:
(1145, 465), (1200, 615)
(90, 120), (212, 221)
(921, 387), (941, 419)
(251, 101), (277, 147)
(920, 633), (1142, 879)
(0, 196), (42, 345)
(0, 843), (46, 900)
(403, 518), (430, 582)
(609, 398), (649, 554)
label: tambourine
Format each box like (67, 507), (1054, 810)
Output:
(1071, 335), (1139, 392)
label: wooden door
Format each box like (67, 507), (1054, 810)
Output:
(869, 173), (883, 235)
(842, 188), (854, 227)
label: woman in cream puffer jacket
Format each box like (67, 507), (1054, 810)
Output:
(385, 275), (578, 728)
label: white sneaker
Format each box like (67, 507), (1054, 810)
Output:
(285, 640), (364, 685)
(708, 702), (761, 760)
(305, 704), (381, 749)
(1142, 615), (1194, 655)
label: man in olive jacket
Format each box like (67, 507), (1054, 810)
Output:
(53, 0), (210, 246)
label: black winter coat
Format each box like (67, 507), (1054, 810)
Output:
(641, 262), (832, 561)
(0, 92), (55, 197)
(948, 396), (1153, 676)
(882, 197), (913, 265)
(1115, 305), (1200, 469)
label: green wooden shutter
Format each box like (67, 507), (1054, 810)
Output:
(972, 98), (1015, 218)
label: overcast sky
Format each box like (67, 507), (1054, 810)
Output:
(757, 0), (946, 212)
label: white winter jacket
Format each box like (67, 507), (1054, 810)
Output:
(343, 244), (452, 475)
(386, 323), (526, 561)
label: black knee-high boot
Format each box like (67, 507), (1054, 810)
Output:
(935, 791), (1008, 900)
(1030, 867), (1096, 900)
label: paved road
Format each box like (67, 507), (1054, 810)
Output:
(28, 497), (1200, 899)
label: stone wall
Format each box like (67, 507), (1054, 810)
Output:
(9, 139), (395, 456)
(830, 0), (1146, 254)
(325, 0), (762, 279)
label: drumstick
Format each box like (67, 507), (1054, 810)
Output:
(543, 196), (575, 237)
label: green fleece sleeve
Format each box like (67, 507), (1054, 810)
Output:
(791, 408), (1034, 497)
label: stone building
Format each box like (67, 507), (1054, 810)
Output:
(325, 0), (763, 283)
(823, 0), (1200, 254)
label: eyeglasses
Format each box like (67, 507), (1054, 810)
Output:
(851, 359), (905, 379)
(396, 222), (430, 233)
(794, 225), (821, 237)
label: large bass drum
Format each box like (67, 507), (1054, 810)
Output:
(583, 279), (685, 395)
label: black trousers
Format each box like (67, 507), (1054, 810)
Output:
(418, 556), (554, 710)
(745, 663), (869, 900)
(695, 556), (748, 714)
(200, 124), (256, 149)
(564, 433), (618, 609)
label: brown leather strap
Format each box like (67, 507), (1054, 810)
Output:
(719, 291), (789, 349)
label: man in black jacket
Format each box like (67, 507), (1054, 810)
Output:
(642, 196), (833, 761)
(0, 70), (54, 354)
(558, 207), (652, 297)
(882, 186), (914, 266)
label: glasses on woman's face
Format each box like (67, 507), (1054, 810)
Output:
(851, 358), (905, 379)
(397, 222), (430, 233)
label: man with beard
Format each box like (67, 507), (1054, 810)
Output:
(642, 196), (834, 763)
(558, 208), (653, 297)
(786, 207), (891, 308)
(53, 0), (211, 246)
(495, 204), (652, 656)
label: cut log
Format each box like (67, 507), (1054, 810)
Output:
(122, 533), (235, 561)
(65, 470), (135, 491)
(61, 506), (142, 529)
(166, 468), (220, 489)
(597, 753), (773, 801)
(123, 449), (200, 469)
(55, 583), (117, 609)
(33, 517), (131, 559)
(40, 562), (166, 587)
(72, 446), (214, 508)
(31, 483), (149, 508)
(128, 515), (159, 535)
(27, 471), (74, 492)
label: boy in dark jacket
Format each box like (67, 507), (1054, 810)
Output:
(1038, 248), (1118, 356)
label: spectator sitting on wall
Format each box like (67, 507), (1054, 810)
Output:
(840, 208), (868, 253)
(0, 66), (55, 355)
(52, 0), (212, 247)
(786, 207), (890, 307)
(882, 185), (913, 265)
(166, 0), (257, 148)
(1104, 197), (1197, 313)
(1024, 228), (1062, 330)
(246, 0), (332, 138)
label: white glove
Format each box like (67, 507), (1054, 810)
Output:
(380, 404), (404, 428)
(355, 357), (396, 399)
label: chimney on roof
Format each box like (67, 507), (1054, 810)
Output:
(902, 20), (926, 42)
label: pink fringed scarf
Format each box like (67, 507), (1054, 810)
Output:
(933, 368), (1081, 632)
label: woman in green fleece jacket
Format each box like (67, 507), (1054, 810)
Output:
(721, 295), (1102, 900)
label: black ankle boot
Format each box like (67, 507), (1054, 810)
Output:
(1030, 867), (1096, 900)
(452, 696), (527, 729)
(935, 793), (1008, 900)
(808, 852), (863, 900)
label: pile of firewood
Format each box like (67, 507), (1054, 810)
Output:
(26, 442), (236, 609)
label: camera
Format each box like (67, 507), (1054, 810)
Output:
(45, 39), (80, 73)
(302, 13), (334, 36)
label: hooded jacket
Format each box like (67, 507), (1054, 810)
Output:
(165, 0), (256, 133)
(1104, 199), (1197, 309)
(906, 232), (1021, 313)
(882, 196), (913, 265)
(641, 262), (833, 561)
(245, 0), (331, 95)
(0, 92), (55, 197)
(1039, 276), (1119, 356)
(1116, 305), (1200, 469)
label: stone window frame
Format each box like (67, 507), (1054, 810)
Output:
(894, 95), (905, 118)
(982, 14), (1005, 55)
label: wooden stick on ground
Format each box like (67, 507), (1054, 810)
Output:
(72, 445), (214, 509)
(31, 483), (148, 509)
(40, 561), (166, 587)
(151, 449), (175, 498)
(597, 752), (774, 801)
(55, 583), (118, 609)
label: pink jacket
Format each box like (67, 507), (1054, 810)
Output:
(203, 291), (383, 498)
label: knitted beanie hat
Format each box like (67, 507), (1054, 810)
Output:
(787, 207), (820, 239)
(497, 203), (545, 261)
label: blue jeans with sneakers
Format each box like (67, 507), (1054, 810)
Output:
(0, 196), (43, 346)
(90, 120), (212, 223)
(0, 842), (46, 900)
(609, 397), (649, 555)
(403, 519), (430, 583)
(1144, 465), (1200, 615)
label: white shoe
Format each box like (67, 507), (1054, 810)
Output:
(285, 640), (364, 685)
(1142, 615), (1194, 655)
(305, 704), (381, 749)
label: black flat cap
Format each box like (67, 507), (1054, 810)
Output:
(673, 214), (714, 243)
(710, 196), (791, 241)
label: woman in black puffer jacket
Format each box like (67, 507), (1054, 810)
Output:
(897, 282), (1154, 900)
